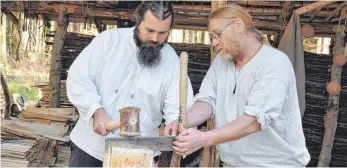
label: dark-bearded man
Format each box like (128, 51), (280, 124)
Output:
(66, 1), (193, 167)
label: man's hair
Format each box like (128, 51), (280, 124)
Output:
(135, 1), (174, 28)
(210, 3), (270, 45)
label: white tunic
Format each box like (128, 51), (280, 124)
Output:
(194, 45), (310, 166)
(66, 27), (193, 161)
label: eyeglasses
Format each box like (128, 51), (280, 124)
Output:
(209, 21), (234, 43)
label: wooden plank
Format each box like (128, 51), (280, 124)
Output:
(17, 114), (52, 124)
(1, 119), (69, 137)
(295, 1), (335, 16)
(1, 123), (43, 139)
(25, 107), (75, 115)
(21, 110), (75, 122)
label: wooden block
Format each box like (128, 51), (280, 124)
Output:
(17, 116), (51, 125)
(103, 147), (154, 167)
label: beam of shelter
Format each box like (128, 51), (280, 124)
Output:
(307, 6), (324, 22)
(295, 1), (335, 16)
(233, 1), (339, 8)
(324, 1), (347, 22)
(173, 4), (332, 16)
(1, 1), (134, 20)
(329, 6), (347, 23)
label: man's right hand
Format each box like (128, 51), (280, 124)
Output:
(92, 108), (112, 136)
(164, 120), (179, 136)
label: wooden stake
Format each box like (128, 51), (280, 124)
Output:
(49, 8), (69, 108)
(317, 23), (345, 167)
(169, 52), (189, 167)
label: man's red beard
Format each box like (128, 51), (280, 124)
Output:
(218, 35), (244, 62)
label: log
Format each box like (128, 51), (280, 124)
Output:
(295, 1), (335, 16)
(317, 24), (345, 167)
(1, 72), (12, 119)
(49, 9), (69, 108)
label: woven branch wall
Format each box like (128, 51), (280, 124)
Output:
(303, 51), (347, 167)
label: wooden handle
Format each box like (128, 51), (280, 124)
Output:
(105, 121), (121, 131)
(178, 51), (188, 132)
(170, 52), (189, 167)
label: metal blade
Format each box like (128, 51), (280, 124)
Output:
(105, 136), (175, 151)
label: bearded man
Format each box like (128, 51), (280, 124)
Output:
(165, 4), (310, 167)
(66, 1), (193, 167)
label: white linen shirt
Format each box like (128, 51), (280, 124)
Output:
(194, 45), (310, 166)
(66, 27), (193, 161)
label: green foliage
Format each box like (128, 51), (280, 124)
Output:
(303, 37), (318, 52)
(8, 80), (40, 104)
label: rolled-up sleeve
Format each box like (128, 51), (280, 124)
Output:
(244, 77), (289, 130)
(192, 57), (219, 116)
(66, 31), (110, 124)
(163, 63), (194, 124)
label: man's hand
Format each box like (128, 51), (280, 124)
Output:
(164, 120), (179, 136)
(92, 108), (112, 136)
(173, 128), (209, 156)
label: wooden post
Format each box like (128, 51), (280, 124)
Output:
(317, 24), (346, 166)
(1, 72), (12, 119)
(94, 18), (106, 34)
(275, 1), (292, 47)
(49, 8), (68, 108)
(199, 1), (226, 167)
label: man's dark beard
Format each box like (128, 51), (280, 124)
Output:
(133, 26), (166, 68)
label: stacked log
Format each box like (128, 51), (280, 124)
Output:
(1, 107), (77, 166)
(35, 80), (73, 108)
(54, 144), (71, 167)
(1, 139), (56, 167)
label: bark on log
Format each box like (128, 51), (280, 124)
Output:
(1, 72), (12, 119)
(49, 10), (69, 108)
(317, 25), (345, 167)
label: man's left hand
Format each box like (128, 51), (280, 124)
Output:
(173, 128), (209, 156)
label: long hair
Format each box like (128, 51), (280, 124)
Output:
(209, 4), (270, 46)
